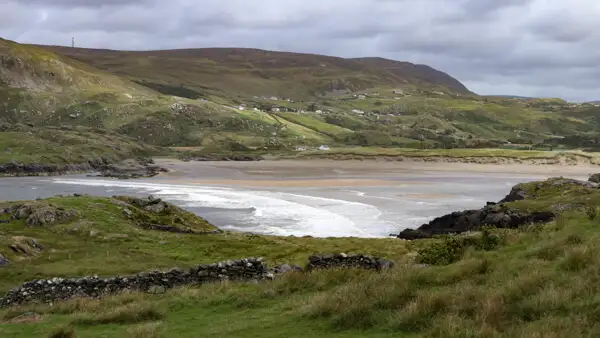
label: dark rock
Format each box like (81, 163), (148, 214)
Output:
(0, 254), (10, 266)
(27, 238), (43, 250)
(0, 220), (9, 224)
(190, 154), (264, 162)
(397, 229), (429, 240)
(144, 202), (167, 214)
(95, 158), (168, 180)
(499, 185), (528, 203)
(589, 173), (600, 183)
(397, 203), (555, 240)
(307, 253), (394, 271)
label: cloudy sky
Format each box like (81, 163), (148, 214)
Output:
(1, 0), (598, 101)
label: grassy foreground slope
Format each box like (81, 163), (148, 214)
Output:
(3, 178), (600, 337)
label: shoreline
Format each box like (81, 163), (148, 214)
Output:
(155, 158), (600, 179)
(2, 155), (599, 179)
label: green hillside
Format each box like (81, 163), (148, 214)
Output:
(1, 38), (600, 155)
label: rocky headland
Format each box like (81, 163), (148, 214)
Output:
(397, 176), (600, 239)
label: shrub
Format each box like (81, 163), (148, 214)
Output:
(48, 325), (76, 338)
(585, 206), (597, 220)
(416, 229), (501, 265)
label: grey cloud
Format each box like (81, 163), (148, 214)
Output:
(0, 0), (599, 101)
(14, 0), (154, 7)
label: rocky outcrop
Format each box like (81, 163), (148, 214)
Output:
(2, 203), (78, 227)
(115, 195), (219, 234)
(307, 253), (394, 271)
(138, 222), (222, 235)
(397, 203), (555, 239)
(8, 237), (44, 257)
(0, 257), (270, 307)
(0, 160), (103, 177)
(93, 158), (168, 179)
(397, 177), (600, 240)
(0, 157), (166, 178)
(498, 185), (529, 203)
(589, 174), (600, 184)
(182, 154), (264, 162)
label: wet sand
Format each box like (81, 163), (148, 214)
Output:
(154, 158), (596, 187)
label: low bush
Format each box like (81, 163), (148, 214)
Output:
(416, 229), (501, 265)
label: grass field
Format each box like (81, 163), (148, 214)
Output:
(285, 146), (600, 163)
(0, 125), (157, 165)
(2, 178), (600, 337)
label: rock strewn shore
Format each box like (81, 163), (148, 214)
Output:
(0, 158), (168, 178)
(397, 177), (598, 240)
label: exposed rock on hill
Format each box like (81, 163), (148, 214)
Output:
(94, 158), (168, 179)
(2, 203), (79, 227)
(397, 177), (597, 240)
(398, 204), (554, 240)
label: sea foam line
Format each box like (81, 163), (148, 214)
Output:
(51, 179), (388, 238)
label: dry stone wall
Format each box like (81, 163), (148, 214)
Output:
(307, 253), (394, 270)
(0, 257), (269, 307)
(0, 253), (395, 307)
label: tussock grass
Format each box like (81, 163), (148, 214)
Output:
(127, 321), (165, 338)
(47, 325), (76, 338)
(71, 303), (165, 326)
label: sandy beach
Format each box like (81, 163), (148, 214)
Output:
(153, 158), (598, 187)
(3, 158), (596, 238)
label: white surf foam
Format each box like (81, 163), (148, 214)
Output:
(51, 179), (390, 238)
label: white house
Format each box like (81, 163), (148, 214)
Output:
(318, 145), (330, 151)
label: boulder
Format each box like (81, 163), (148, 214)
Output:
(25, 206), (78, 226)
(499, 184), (528, 203)
(271, 264), (303, 275)
(0, 254), (9, 266)
(589, 173), (600, 183)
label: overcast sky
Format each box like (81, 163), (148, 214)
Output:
(1, 0), (598, 101)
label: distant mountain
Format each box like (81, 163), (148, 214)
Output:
(351, 57), (470, 94)
(39, 45), (473, 100)
(1, 37), (598, 151)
